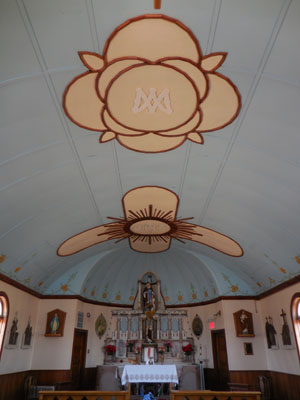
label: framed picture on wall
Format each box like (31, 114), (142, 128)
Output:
(45, 309), (66, 337)
(244, 342), (253, 355)
(21, 318), (33, 349)
(5, 315), (19, 349)
(233, 309), (255, 337)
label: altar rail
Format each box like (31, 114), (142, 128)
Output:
(39, 390), (130, 400)
(170, 390), (261, 400)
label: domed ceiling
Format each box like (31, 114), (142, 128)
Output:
(1, 0), (300, 306)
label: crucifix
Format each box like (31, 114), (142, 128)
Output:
(280, 309), (292, 346)
(154, 0), (162, 9)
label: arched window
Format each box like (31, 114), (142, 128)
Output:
(291, 292), (300, 361)
(0, 292), (9, 359)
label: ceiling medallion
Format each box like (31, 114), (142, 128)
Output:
(57, 186), (243, 256)
(63, 15), (241, 153)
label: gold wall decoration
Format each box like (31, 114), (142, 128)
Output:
(57, 186), (243, 256)
(63, 15), (241, 153)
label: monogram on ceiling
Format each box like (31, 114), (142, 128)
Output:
(63, 14), (241, 153)
(57, 186), (243, 256)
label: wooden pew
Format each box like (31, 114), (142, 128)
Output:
(39, 390), (130, 400)
(170, 389), (261, 400)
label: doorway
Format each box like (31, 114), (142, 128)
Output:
(211, 329), (229, 390)
(70, 328), (88, 389)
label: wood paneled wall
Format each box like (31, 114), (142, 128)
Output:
(229, 370), (300, 400)
(0, 370), (27, 400)
(1, 368), (300, 400)
(0, 369), (72, 400)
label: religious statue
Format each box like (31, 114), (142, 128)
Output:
(143, 282), (156, 314)
(265, 316), (277, 348)
(240, 310), (249, 334)
(280, 309), (292, 346)
(24, 320), (32, 346)
(233, 309), (254, 337)
(8, 316), (19, 346)
(145, 317), (154, 343)
(50, 313), (59, 334)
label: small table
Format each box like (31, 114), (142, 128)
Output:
(121, 364), (178, 385)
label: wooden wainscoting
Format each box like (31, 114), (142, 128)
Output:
(269, 370), (300, 400)
(0, 370), (28, 400)
(229, 370), (300, 400)
(170, 390), (261, 400)
(39, 390), (130, 400)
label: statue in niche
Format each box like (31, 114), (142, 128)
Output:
(240, 310), (249, 334)
(233, 309), (254, 337)
(8, 316), (19, 346)
(143, 282), (156, 315)
(50, 313), (59, 334)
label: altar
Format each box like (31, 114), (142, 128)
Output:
(121, 364), (178, 385)
(103, 272), (196, 367)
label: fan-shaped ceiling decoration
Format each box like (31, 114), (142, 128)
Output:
(57, 186), (243, 256)
(63, 14), (241, 153)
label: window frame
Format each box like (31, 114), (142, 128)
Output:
(291, 292), (300, 362)
(0, 292), (9, 359)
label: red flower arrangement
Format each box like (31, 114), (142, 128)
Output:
(182, 344), (193, 355)
(164, 342), (172, 351)
(106, 344), (116, 355)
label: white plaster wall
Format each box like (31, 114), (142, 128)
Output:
(0, 281), (39, 374)
(259, 282), (300, 375)
(1, 280), (300, 376)
(186, 301), (225, 369)
(31, 299), (77, 370)
(75, 302), (118, 368)
(223, 299), (268, 371)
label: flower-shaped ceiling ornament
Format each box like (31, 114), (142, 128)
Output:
(57, 186), (243, 257)
(63, 15), (241, 153)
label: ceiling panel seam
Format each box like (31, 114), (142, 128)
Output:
(15, 0), (104, 224)
(177, 0), (222, 202)
(0, 141), (64, 168)
(197, 0), (292, 225)
(87, 0), (124, 199)
(85, 0), (101, 53)
(205, 0), (222, 54)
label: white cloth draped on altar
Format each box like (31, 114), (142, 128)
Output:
(121, 364), (178, 385)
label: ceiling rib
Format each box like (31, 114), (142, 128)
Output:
(197, 0), (292, 225)
(177, 0), (222, 202)
(15, 0), (104, 224)
(205, 0), (222, 54)
(87, 0), (125, 199)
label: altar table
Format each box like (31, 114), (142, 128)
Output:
(121, 364), (178, 385)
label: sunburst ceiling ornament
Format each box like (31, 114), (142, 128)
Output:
(57, 186), (243, 256)
(63, 15), (241, 153)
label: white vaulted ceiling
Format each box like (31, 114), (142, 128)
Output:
(1, 0), (300, 305)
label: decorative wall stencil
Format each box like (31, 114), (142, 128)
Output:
(63, 15), (241, 153)
(58, 186), (243, 256)
(95, 314), (107, 339)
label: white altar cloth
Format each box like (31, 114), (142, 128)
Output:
(121, 364), (178, 385)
